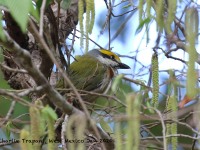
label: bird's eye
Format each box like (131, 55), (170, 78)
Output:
(110, 55), (115, 60)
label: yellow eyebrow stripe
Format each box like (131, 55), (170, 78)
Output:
(99, 49), (121, 62)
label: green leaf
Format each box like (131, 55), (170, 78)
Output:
(0, 0), (7, 6)
(5, 121), (12, 139)
(6, 0), (32, 32)
(0, 12), (5, 41)
(36, 0), (53, 13)
(135, 17), (151, 35)
(123, 3), (131, 9)
(61, 0), (72, 9)
(99, 117), (113, 133)
(42, 106), (57, 121)
(146, 100), (155, 114)
(29, 3), (40, 21)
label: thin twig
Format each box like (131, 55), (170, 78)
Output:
(29, 19), (111, 150)
(141, 134), (199, 140)
(108, 0), (112, 50)
(0, 89), (32, 107)
(74, 29), (104, 49)
(0, 101), (16, 127)
(17, 85), (47, 97)
(61, 115), (68, 150)
(154, 109), (167, 150)
(104, 0), (137, 17)
(105, 11), (135, 48)
(56, 88), (127, 107)
(0, 63), (27, 73)
(39, 0), (46, 36)
(123, 76), (152, 89)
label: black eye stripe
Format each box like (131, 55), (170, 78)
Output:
(102, 53), (116, 61)
(110, 55), (115, 59)
(102, 53), (109, 59)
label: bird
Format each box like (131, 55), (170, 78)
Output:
(57, 48), (130, 107)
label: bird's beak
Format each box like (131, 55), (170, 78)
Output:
(118, 62), (130, 69)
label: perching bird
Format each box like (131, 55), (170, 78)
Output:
(57, 49), (130, 107)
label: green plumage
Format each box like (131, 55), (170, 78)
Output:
(69, 54), (107, 91)
(57, 53), (110, 103)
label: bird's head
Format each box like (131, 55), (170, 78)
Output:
(88, 49), (130, 69)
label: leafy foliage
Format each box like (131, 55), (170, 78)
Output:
(5, 0), (35, 32)
(78, 0), (95, 52)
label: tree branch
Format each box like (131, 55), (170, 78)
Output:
(0, 31), (114, 150)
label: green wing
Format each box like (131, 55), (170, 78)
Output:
(69, 55), (107, 91)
